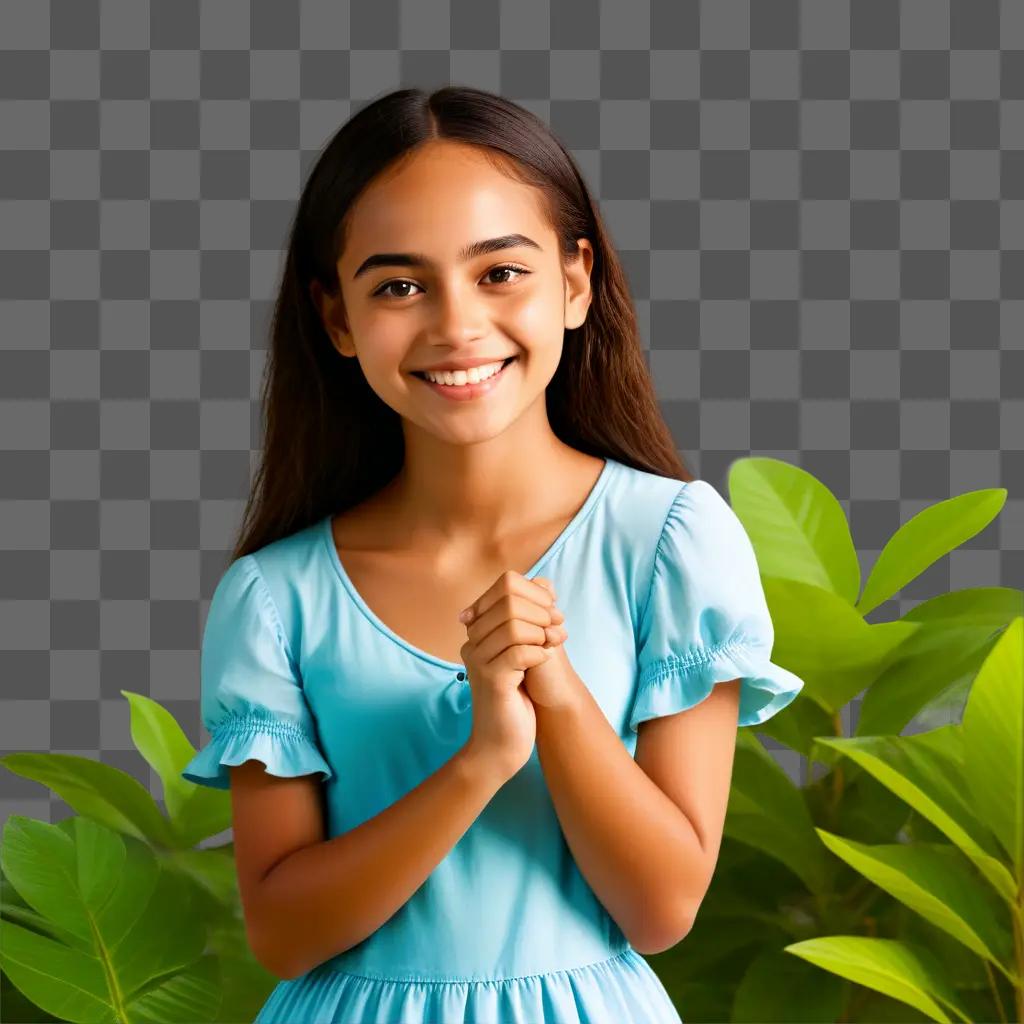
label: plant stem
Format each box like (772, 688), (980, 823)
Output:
(830, 711), (845, 827)
(983, 959), (1008, 1024)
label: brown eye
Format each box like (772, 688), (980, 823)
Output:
(372, 263), (531, 301)
(485, 264), (530, 286)
(374, 280), (421, 300)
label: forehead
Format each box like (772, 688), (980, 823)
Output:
(339, 143), (551, 268)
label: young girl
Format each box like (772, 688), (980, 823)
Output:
(180, 85), (804, 1024)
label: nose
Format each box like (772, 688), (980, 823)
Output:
(426, 279), (489, 343)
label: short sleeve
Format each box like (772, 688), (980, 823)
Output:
(180, 553), (333, 790)
(629, 480), (805, 732)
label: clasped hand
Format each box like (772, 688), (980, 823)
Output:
(458, 572), (579, 710)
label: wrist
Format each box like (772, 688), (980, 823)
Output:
(534, 680), (587, 733)
(455, 740), (513, 792)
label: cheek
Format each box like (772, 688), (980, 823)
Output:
(503, 289), (566, 344)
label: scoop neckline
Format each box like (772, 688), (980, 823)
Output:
(320, 457), (617, 674)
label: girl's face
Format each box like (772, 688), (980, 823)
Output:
(312, 140), (593, 443)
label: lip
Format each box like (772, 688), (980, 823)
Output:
(411, 356), (517, 402)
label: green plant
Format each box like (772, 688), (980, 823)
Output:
(0, 693), (275, 1023)
(645, 458), (1022, 1024)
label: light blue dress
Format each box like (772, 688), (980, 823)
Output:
(180, 457), (804, 1023)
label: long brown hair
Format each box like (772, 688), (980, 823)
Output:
(231, 84), (692, 563)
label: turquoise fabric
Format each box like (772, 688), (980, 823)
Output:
(180, 457), (804, 1023)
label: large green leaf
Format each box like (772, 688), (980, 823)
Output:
(0, 753), (176, 848)
(901, 587), (1024, 631)
(0, 966), (64, 1023)
(856, 489), (1008, 617)
(815, 729), (1017, 903)
(0, 816), (218, 1023)
(858, 588), (1023, 736)
(765, 577), (920, 711)
(120, 690), (223, 843)
(725, 730), (834, 894)
(169, 708), (236, 847)
(727, 457), (862, 603)
(961, 616), (1023, 880)
(783, 935), (973, 1023)
(814, 833), (1016, 979)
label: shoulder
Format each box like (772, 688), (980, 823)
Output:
(602, 461), (692, 614)
(227, 519), (330, 664)
(606, 460), (701, 555)
(605, 464), (747, 612)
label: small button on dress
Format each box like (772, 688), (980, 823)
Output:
(180, 457), (804, 1023)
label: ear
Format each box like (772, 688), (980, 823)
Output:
(309, 278), (357, 358)
(563, 239), (594, 331)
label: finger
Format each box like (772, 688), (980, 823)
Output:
(542, 624), (569, 648)
(476, 616), (552, 666)
(458, 570), (555, 626)
(466, 591), (555, 648)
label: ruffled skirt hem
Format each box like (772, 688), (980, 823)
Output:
(254, 948), (683, 1024)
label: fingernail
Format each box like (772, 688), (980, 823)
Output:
(458, 608), (473, 623)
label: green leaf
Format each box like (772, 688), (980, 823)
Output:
(813, 833), (1016, 979)
(119, 955), (223, 1023)
(157, 845), (240, 908)
(166, 699), (235, 847)
(830, 766), (914, 846)
(727, 457), (862, 604)
(815, 730), (1017, 903)
(961, 616), (1023, 881)
(764, 577), (920, 712)
(0, 753), (176, 848)
(756, 687), (835, 759)
(732, 948), (846, 1023)
(120, 690), (217, 839)
(726, 730), (834, 895)
(0, 817), (218, 1023)
(857, 587), (1024, 735)
(783, 935), (972, 1023)
(901, 587), (1024, 632)
(857, 489), (1008, 617)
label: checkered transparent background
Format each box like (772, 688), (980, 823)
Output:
(1, 0), (1022, 831)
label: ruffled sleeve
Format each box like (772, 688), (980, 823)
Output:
(629, 480), (805, 732)
(180, 553), (333, 790)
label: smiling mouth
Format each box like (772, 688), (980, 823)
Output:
(410, 355), (518, 383)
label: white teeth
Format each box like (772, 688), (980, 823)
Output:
(422, 359), (507, 386)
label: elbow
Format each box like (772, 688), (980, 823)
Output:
(626, 890), (702, 956)
(247, 914), (307, 981)
(628, 914), (694, 956)
(248, 928), (292, 980)
(253, 942), (308, 982)
(250, 925), (321, 981)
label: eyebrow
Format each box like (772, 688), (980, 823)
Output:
(352, 233), (543, 280)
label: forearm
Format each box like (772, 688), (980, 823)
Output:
(254, 744), (504, 979)
(534, 679), (710, 953)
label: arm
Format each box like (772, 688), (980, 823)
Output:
(239, 743), (504, 980)
(533, 669), (741, 956)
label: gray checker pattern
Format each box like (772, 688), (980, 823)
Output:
(1, 0), (1022, 830)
